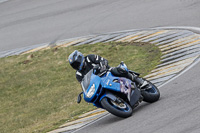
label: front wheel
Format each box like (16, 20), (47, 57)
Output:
(101, 97), (132, 118)
(141, 80), (160, 103)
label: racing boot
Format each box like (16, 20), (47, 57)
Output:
(137, 78), (151, 90)
(130, 74), (151, 90)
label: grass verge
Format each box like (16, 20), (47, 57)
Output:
(0, 41), (161, 133)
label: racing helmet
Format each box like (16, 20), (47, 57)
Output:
(68, 50), (85, 71)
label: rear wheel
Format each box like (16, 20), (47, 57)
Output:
(141, 80), (160, 103)
(101, 97), (132, 118)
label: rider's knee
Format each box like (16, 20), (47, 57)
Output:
(111, 67), (128, 77)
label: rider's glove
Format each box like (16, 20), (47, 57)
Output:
(100, 60), (108, 68)
(93, 64), (107, 75)
(93, 65), (101, 75)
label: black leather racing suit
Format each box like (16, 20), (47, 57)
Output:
(75, 54), (142, 85)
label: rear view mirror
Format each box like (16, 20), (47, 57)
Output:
(77, 92), (83, 103)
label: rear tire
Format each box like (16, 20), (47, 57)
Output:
(101, 97), (132, 118)
(141, 80), (160, 103)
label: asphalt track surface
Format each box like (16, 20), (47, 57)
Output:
(74, 59), (200, 133)
(1, 0), (200, 52)
(1, 1), (200, 133)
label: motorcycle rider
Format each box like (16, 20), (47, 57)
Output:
(68, 50), (149, 89)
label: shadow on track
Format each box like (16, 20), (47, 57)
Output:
(99, 98), (163, 126)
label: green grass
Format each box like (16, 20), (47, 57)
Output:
(0, 41), (161, 133)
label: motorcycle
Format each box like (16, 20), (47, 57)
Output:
(77, 62), (160, 118)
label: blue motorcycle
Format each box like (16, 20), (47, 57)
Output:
(77, 62), (160, 118)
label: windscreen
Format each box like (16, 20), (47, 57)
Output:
(81, 70), (93, 92)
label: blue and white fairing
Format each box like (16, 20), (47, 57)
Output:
(81, 70), (101, 103)
(81, 64), (141, 108)
(100, 72), (141, 106)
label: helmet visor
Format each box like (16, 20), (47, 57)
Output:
(68, 50), (84, 71)
(71, 61), (81, 70)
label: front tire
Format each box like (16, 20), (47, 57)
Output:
(141, 80), (160, 103)
(101, 97), (132, 118)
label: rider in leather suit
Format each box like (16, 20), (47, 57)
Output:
(68, 50), (149, 89)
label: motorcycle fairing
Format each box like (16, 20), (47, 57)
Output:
(82, 70), (101, 103)
(101, 72), (141, 107)
(101, 72), (121, 92)
(129, 82), (141, 107)
(101, 72), (133, 100)
(82, 69), (141, 108)
(118, 77), (132, 101)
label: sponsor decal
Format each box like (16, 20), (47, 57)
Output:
(106, 79), (110, 85)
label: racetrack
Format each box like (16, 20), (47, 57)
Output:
(1, 0), (200, 133)
(74, 59), (200, 133)
(1, 0), (200, 52)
